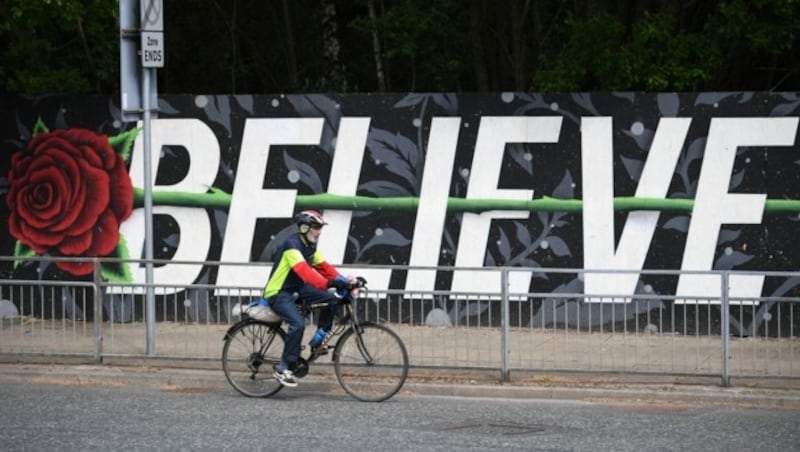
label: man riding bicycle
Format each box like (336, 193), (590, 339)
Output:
(250, 210), (353, 387)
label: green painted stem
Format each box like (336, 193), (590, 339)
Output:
(133, 189), (800, 215)
(133, 187), (232, 209)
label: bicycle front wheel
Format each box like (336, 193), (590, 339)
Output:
(333, 322), (409, 402)
(222, 320), (285, 398)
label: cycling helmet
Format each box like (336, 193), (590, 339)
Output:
(294, 210), (327, 233)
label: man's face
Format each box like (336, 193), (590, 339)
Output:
(305, 223), (323, 243)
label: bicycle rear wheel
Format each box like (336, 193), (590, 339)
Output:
(333, 322), (409, 402)
(222, 320), (285, 398)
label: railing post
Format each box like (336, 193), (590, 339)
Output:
(720, 271), (730, 387)
(500, 267), (510, 382)
(92, 259), (103, 364)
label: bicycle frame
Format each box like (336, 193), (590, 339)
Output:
(222, 280), (409, 401)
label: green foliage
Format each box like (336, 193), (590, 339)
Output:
(534, 1), (799, 92)
(108, 127), (140, 163)
(0, 0), (797, 93)
(1, 0), (119, 93)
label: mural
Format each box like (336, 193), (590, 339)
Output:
(1, 92), (799, 334)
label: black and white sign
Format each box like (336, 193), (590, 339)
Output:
(140, 0), (164, 68)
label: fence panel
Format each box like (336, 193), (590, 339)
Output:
(1, 263), (798, 386)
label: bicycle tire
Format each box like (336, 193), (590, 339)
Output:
(222, 320), (286, 398)
(333, 322), (409, 402)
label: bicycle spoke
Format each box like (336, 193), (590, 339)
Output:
(334, 323), (408, 402)
(222, 321), (285, 398)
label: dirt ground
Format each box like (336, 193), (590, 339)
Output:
(1, 316), (798, 387)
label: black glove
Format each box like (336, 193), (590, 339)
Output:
(327, 278), (351, 291)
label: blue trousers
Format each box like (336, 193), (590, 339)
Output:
(269, 285), (337, 371)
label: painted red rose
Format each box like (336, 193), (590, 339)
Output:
(7, 128), (133, 276)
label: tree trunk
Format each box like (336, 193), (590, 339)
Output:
(510, 0), (531, 91)
(367, 1), (386, 92)
(320, 0), (344, 90)
(470, 0), (489, 91)
(281, 0), (298, 87)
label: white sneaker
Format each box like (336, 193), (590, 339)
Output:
(273, 369), (298, 387)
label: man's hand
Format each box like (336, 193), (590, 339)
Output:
(327, 278), (351, 291)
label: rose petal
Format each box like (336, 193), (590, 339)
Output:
(57, 226), (93, 255)
(54, 259), (93, 276)
(85, 209), (120, 256)
(16, 217), (63, 249)
(61, 159), (111, 236)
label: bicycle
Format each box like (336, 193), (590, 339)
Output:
(221, 278), (409, 402)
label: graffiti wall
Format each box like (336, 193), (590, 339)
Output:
(1, 93), (799, 329)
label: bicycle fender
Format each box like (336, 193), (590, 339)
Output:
(222, 319), (274, 341)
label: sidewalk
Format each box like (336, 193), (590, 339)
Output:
(1, 359), (799, 410)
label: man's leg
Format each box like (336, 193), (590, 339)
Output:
(269, 291), (304, 371)
(296, 285), (338, 331)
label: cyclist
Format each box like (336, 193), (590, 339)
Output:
(251, 210), (352, 387)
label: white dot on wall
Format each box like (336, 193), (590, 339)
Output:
(644, 284), (653, 293)
(412, 118), (422, 128)
(183, 299), (192, 308)
(194, 95), (208, 108)
(461, 168), (470, 178)
(271, 99), (280, 107)
(496, 240), (502, 246)
(375, 228), (384, 236)
(540, 240), (549, 249)
(631, 121), (645, 135)
(763, 312), (772, 321)
(163, 247), (169, 253)
(501, 92), (515, 103)
(463, 122), (470, 128)
(113, 120), (122, 129)
(724, 247), (733, 255)
(745, 157), (751, 163)
(713, 103), (719, 108)
(550, 102), (559, 111)
(287, 170), (300, 183)
(523, 153), (532, 161)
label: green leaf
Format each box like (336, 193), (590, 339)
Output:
(12, 240), (36, 270)
(100, 236), (133, 283)
(108, 127), (139, 162)
(32, 117), (49, 136)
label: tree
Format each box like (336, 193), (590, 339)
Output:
(0, 0), (119, 94)
(0, 0), (797, 94)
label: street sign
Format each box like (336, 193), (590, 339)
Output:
(119, 0), (158, 121)
(140, 0), (164, 68)
(141, 31), (164, 68)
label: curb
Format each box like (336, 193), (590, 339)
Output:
(1, 362), (799, 410)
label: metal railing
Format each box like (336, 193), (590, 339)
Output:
(0, 258), (798, 387)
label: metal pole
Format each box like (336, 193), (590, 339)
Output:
(142, 67), (156, 356)
(500, 268), (510, 382)
(93, 259), (103, 363)
(720, 271), (730, 387)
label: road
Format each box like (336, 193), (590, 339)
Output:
(0, 378), (797, 451)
